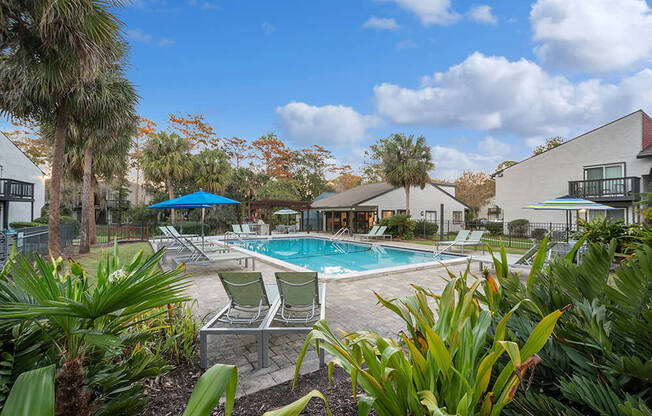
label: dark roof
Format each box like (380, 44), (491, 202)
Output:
(492, 109), (650, 176)
(430, 178), (456, 187)
(311, 182), (394, 208)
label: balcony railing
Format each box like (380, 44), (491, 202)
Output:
(487, 207), (501, 216)
(568, 177), (640, 200)
(0, 179), (34, 200)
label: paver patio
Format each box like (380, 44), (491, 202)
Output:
(156, 236), (489, 397)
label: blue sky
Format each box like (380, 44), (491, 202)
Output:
(8, 0), (652, 180)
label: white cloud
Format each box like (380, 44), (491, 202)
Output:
(468, 5), (497, 25)
(374, 52), (652, 139)
(478, 136), (510, 155)
(275, 102), (380, 148)
(261, 22), (276, 34)
(362, 16), (400, 30)
(157, 37), (175, 47)
(530, 0), (652, 72)
(383, 0), (460, 26)
(126, 28), (152, 43)
(431, 145), (502, 180)
(396, 39), (417, 49)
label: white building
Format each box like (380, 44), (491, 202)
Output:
(0, 131), (46, 229)
(494, 110), (652, 225)
(310, 180), (469, 233)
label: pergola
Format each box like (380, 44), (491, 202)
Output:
(249, 199), (313, 231)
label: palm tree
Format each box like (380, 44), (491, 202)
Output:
(0, 1), (125, 258)
(193, 148), (232, 193)
(141, 132), (193, 224)
(380, 134), (434, 214)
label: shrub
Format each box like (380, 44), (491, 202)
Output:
(574, 217), (632, 254)
(413, 220), (438, 238)
(481, 240), (652, 415)
(507, 218), (529, 237)
(531, 227), (547, 240)
(379, 214), (415, 239)
(0, 242), (191, 414)
(485, 221), (504, 235)
(8, 221), (42, 229)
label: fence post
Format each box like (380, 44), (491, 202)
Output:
(140, 220), (144, 241)
(439, 204), (444, 241)
(107, 223), (110, 243)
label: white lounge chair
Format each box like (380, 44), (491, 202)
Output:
(240, 224), (257, 236)
(453, 231), (485, 253)
(354, 225), (379, 240)
(435, 230), (470, 255)
(365, 225), (392, 240)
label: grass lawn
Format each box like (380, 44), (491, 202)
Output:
(68, 242), (154, 280)
(413, 239), (528, 255)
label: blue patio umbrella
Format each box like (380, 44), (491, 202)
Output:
(148, 190), (240, 244)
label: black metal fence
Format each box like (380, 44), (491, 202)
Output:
(1, 224), (75, 262)
(94, 224), (150, 243)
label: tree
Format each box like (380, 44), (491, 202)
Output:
(221, 136), (252, 168)
(141, 132), (193, 223)
(291, 145), (336, 200)
(331, 172), (362, 192)
(132, 117), (157, 205)
(168, 113), (216, 149)
(533, 136), (564, 155)
(496, 160), (518, 171)
(361, 139), (389, 183)
(192, 148), (232, 193)
(251, 134), (293, 177)
(377, 134), (434, 213)
(454, 171), (495, 215)
(227, 167), (268, 218)
(0, 0), (125, 258)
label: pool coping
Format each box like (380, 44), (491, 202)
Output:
(217, 234), (469, 282)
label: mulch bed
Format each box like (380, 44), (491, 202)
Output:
(140, 359), (367, 415)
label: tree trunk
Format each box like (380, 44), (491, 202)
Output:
(48, 99), (68, 258)
(79, 146), (93, 254)
(405, 185), (411, 215)
(89, 177), (97, 245)
(168, 181), (175, 224)
(135, 167), (140, 206)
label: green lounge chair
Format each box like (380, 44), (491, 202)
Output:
(240, 224), (257, 236)
(435, 230), (470, 255)
(354, 225), (379, 240)
(453, 230), (485, 253)
(274, 272), (320, 324)
(218, 272), (271, 324)
(366, 225), (392, 240)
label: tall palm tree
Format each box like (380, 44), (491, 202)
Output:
(141, 132), (193, 224)
(380, 134), (434, 214)
(48, 65), (137, 253)
(193, 148), (232, 193)
(0, 1), (125, 257)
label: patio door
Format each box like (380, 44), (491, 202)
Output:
(584, 164), (624, 196)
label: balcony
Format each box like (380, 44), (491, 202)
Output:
(0, 179), (34, 201)
(487, 207), (502, 216)
(568, 177), (640, 201)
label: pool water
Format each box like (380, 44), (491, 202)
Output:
(227, 237), (458, 276)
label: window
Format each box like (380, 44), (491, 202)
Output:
(584, 163), (625, 196)
(452, 211), (463, 223)
(588, 208), (626, 223)
(396, 209), (407, 215)
(425, 210), (437, 222)
(381, 210), (394, 219)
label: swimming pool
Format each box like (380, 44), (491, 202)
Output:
(227, 237), (461, 277)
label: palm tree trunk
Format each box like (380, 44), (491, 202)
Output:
(48, 99), (68, 258)
(79, 146), (93, 254)
(89, 177), (97, 245)
(135, 167), (140, 206)
(405, 185), (411, 215)
(168, 181), (175, 224)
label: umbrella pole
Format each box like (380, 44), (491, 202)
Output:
(201, 207), (205, 248)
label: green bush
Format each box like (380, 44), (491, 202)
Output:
(379, 214), (415, 239)
(0, 242), (191, 414)
(413, 220), (438, 238)
(531, 227), (547, 240)
(480, 239), (652, 415)
(34, 215), (81, 237)
(8, 221), (42, 229)
(507, 218), (529, 237)
(574, 217), (632, 254)
(485, 221), (504, 235)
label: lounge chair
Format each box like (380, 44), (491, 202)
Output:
(354, 225), (379, 240)
(274, 272), (321, 324)
(365, 225), (392, 240)
(240, 224), (257, 236)
(272, 224), (287, 235)
(173, 237), (253, 268)
(453, 230), (485, 253)
(217, 272), (271, 324)
(435, 230), (471, 255)
(473, 251), (534, 272)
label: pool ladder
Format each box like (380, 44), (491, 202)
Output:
(331, 227), (350, 241)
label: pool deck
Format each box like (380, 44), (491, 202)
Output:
(154, 235), (514, 397)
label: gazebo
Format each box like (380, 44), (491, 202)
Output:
(248, 199), (312, 231)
